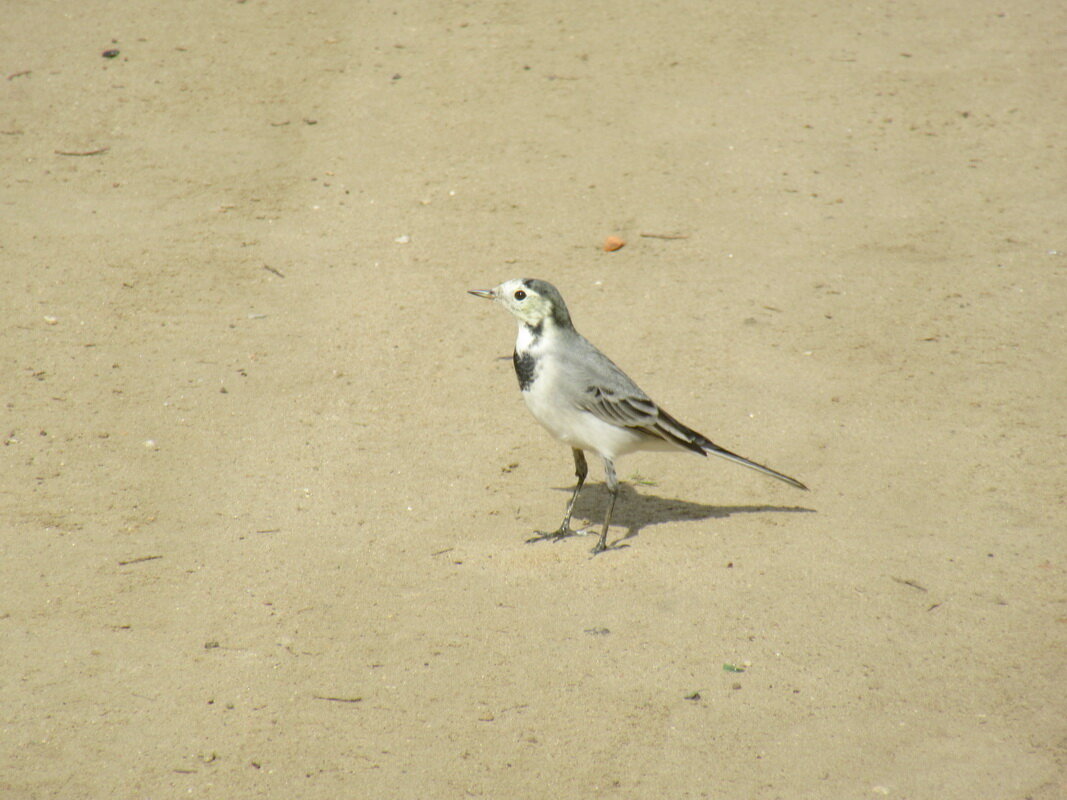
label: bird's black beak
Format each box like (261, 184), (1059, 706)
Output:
(467, 289), (495, 299)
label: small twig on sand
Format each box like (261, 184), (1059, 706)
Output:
(118, 555), (163, 566)
(55, 147), (110, 156)
(890, 576), (928, 592)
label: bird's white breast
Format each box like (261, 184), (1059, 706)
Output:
(516, 326), (649, 460)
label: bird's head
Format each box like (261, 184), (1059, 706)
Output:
(468, 278), (573, 330)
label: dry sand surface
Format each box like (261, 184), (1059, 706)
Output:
(2, 1), (1065, 797)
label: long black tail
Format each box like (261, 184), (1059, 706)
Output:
(655, 408), (808, 490)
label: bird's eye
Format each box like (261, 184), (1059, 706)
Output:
(514, 290), (527, 300)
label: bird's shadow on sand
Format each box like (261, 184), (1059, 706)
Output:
(555, 482), (815, 548)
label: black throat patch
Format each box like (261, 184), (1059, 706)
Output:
(513, 350), (537, 391)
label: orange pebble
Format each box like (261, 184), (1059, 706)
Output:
(603, 236), (626, 252)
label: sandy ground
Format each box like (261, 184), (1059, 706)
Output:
(2, 1), (1064, 797)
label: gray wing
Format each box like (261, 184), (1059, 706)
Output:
(558, 333), (705, 454)
(558, 333), (810, 491)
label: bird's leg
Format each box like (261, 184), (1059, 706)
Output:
(591, 458), (619, 554)
(527, 449), (590, 543)
(558, 448), (589, 533)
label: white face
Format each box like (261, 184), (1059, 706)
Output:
(469, 278), (572, 329)
(494, 279), (554, 325)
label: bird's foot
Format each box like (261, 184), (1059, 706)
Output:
(589, 531), (629, 555)
(525, 525), (591, 544)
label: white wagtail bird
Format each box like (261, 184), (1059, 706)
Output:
(468, 278), (807, 554)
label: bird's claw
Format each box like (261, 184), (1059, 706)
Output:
(589, 536), (630, 555)
(525, 526), (591, 544)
